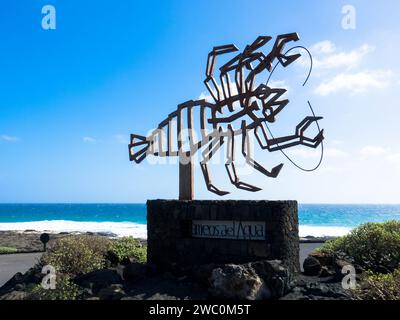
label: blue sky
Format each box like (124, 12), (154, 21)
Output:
(1, 0), (399, 203)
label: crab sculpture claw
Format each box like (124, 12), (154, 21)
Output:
(295, 116), (324, 147)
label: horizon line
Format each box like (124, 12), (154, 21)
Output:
(0, 202), (399, 206)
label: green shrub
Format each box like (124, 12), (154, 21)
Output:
(352, 268), (400, 300)
(109, 237), (147, 263)
(0, 247), (18, 254)
(315, 236), (348, 257)
(29, 275), (83, 300)
(316, 221), (400, 272)
(40, 235), (112, 276)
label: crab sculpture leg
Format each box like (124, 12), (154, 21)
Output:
(200, 128), (230, 196)
(241, 121), (285, 180)
(225, 125), (262, 192)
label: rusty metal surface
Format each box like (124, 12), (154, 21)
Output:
(129, 33), (324, 197)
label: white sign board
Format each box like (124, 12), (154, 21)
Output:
(192, 220), (266, 240)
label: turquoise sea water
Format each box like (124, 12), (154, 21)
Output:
(0, 203), (399, 237)
(0, 204), (147, 224)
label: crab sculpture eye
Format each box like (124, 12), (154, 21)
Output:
(262, 105), (275, 122)
(256, 84), (270, 99)
(263, 106), (273, 117)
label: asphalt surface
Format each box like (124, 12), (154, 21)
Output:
(0, 243), (323, 288)
(0, 253), (42, 287)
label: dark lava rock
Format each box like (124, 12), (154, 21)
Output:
(95, 232), (117, 237)
(303, 256), (322, 276)
(354, 264), (363, 274)
(281, 274), (351, 300)
(192, 263), (220, 287)
(145, 263), (158, 277)
(335, 259), (352, 269)
(97, 284), (126, 300)
(319, 266), (335, 278)
(105, 251), (142, 267)
(251, 260), (293, 297)
(0, 266), (43, 294)
(208, 260), (292, 300)
(209, 264), (271, 300)
(0, 290), (29, 300)
(13, 283), (26, 291)
(334, 259), (353, 280)
(309, 252), (334, 267)
(122, 263), (147, 283)
(105, 250), (120, 266)
(74, 269), (122, 294)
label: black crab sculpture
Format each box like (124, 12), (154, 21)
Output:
(129, 33), (324, 198)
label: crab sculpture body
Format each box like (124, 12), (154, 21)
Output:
(129, 33), (324, 196)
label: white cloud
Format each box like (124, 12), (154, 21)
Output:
(360, 145), (389, 157)
(113, 134), (129, 144)
(388, 153), (400, 162)
(360, 145), (400, 164)
(314, 69), (393, 96)
(311, 41), (375, 70)
(359, 146), (400, 172)
(309, 41), (393, 97)
(199, 91), (214, 103)
(318, 165), (345, 174)
(287, 147), (347, 159)
(199, 79), (240, 103)
(268, 80), (289, 91)
(311, 40), (336, 55)
(83, 136), (96, 143)
(83, 135), (130, 144)
(0, 135), (19, 142)
(325, 148), (348, 158)
(332, 139), (344, 146)
(286, 148), (320, 159)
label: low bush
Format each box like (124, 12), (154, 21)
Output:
(109, 236), (147, 263)
(29, 275), (83, 300)
(40, 235), (112, 276)
(0, 247), (18, 254)
(316, 221), (400, 273)
(352, 268), (400, 300)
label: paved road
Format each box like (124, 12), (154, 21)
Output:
(0, 253), (42, 287)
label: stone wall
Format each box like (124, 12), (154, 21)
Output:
(147, 200), (299, 273)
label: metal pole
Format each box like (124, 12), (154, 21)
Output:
(179, 156), (193, 200)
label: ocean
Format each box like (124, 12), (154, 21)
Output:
(0, 203), (399, 238)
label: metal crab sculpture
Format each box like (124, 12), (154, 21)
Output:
(129, 33), (324, 196)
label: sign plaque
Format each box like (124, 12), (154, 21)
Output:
(192, 220), (266, 241)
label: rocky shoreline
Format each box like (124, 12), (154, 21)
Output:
(0, 230), (146, 253)
(299, 235), (337, 243)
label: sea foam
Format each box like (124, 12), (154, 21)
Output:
(0, 220), (352, 238)
(299, 225), (351, 237)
